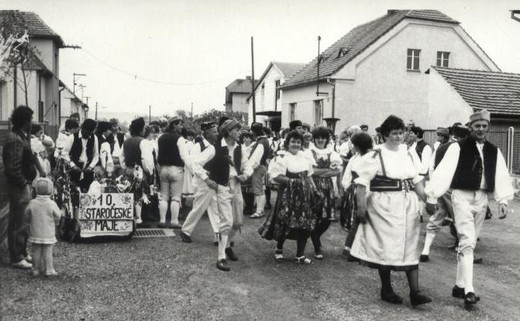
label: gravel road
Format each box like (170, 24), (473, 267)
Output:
(1, 200), (519, 321)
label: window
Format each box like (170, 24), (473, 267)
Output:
(275, 80), (281, 100)
(314, 100), (323, 126)
(289, 103), (296, 121)
(407, 49), (421, 71)
(437, 51), (450, 67)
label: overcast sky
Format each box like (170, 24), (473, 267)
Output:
(4, 0), (520, 121)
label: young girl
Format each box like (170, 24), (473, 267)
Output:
(26, 177), (62, 276)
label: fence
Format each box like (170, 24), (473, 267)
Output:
(424, 129), (520, 175)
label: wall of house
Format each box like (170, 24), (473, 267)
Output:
(231, 93), (250, 114)
(333, 22), (495, 131)
(248, 67), (283, 125)
(31, 39), (57, 74)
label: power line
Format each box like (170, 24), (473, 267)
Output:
(80, 48), (248, 87)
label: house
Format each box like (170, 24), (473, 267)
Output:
(225, 76), (257, 118)
(247, 61), (305, 131)
(428, 66), (520, 172)
(280, 9), (500, 134)
(0, 10), (71, 130)
(60, 82), (88, 124)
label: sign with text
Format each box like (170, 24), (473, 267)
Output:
(78, 193), (134, 238)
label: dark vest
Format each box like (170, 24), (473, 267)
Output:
(415, 140), (428, 161)
(157, 132), (184, 167)
(450, 136), (497, 192)
(250, 136), (270, 166)
(123, 136), (144, 167)
(204, 142), (242, 186)
(434, 142), (453, 169)
(199, 140), (207, 152)
(116, 132), (125, 148)
(70, 132), (95, 165)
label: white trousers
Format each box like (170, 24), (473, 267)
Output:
(181, 176), (220, 236)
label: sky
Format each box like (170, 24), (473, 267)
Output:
(3, 0), (520, 122)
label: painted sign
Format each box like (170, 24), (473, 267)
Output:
(78, 193), (134, 238)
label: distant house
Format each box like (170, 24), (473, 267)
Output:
(280, 9), (500, 133)
(60, 82), (88, 124)
(225, 76), (257, 118)
(247, 61), (304, 131)
(0, 10), (81, 130)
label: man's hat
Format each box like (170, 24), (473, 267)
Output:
(82, 119), (97, 131)
(201, 121), (216, 131)
(302, 122), (311, 130)
(97, 121), (112, 133)
(219, 118), (241, 134)
(168, 115), (183, 124)
(436, 127), (449, 136)
(218, 116), (230, 128)
(289, 120), (303, 130)
(469, 109), (490, 124)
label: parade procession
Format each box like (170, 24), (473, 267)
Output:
(1, 2), (520, 321)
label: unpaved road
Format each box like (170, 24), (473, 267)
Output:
(1, 200), (519, 321)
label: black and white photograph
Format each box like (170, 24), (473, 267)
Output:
(0, 0), (519, 320)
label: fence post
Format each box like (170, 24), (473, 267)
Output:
(507, 127), (514, 174)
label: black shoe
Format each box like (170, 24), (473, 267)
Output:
(225, 247), (238, 261)
(420, 254), (429, 262)
(473, 257), (483, 264)
(216, 259), (230, 271)
(410, 291), (432, 307)
(179, 231), (192, 243)
(452, 285), (465, 299)
(464, 292), (480, 305)
(381, 290), (403, 304)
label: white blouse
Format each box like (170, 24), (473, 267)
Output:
(311, 146), (342, 168)
(268, 151), (313, 182)
(354, 144), (423, 188)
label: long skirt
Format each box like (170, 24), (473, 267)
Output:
(351, 190), (420, 271)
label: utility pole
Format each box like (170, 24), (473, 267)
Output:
(191, 102), (194, 119)
(251, 36), (256, 123)
(149, 105), (151, 123)
(84, 96), (90, 106)
(95, 102), (98, 120)
(73, 73), (86, 94)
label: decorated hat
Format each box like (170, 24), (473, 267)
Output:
(219, 118), (241, 134)
(289, 120), (303, 130)
(436, 127), (449, 136)
(168, 115), (183, 124)
(469, 109), (490, 124)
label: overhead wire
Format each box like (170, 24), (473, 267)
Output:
(80, 48), (249, 87)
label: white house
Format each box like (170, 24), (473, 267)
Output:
(280, 10), (500, 134)
(247, 61), (304, 131)
(60, 82), (88, 124)
(225, 76), (256, 117)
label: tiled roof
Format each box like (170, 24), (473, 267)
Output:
(0, 10), (64, 47)
(226, 78), (257, 94)
(273, 62), (306, 79)
(434, 67), (520, 115)
(283, 10), (458, 88)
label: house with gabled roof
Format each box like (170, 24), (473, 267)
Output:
(0, 10), (70, 129)
(225, 76), (257, 119)
(247, 61), (305, 131)
(280, 9), (500, 133)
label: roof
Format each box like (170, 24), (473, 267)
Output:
(433, 66), (520, 116)
(0, 10), (64, 47)
(283, 10), (459, 88)
(246, 61), (306, 101)
(226, 77), (257, 94)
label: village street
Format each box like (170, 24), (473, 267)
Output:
(1, 199), (519, 321)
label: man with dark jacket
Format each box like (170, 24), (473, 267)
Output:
(2, 106), (37, 269)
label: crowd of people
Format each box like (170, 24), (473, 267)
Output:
(2, 104), (514, 308)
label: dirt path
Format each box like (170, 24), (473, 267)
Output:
(1, 200), (519, 321)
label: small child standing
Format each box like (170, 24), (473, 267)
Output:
(26, 177), (62, 276)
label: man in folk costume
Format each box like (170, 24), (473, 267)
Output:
(180, 122), (220, 242)
(157, 116), (191, 229)
(249, 122), (271, 219)
(408, 126), (432, 177)
(95, 121), (115, 177)
(120, 117), (149, 228)
(62, 119), (99, 192)
(426, 109), (513, 305)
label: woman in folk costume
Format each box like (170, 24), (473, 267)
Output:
(341, 131), (373, 259)
(261, 130), (320, 264)
(309, 126), (342, 259)
(351, 115), (432, 307)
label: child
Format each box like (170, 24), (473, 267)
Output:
(26, 178), (62, 277)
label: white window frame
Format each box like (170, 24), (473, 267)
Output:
(437, 51), (450, 67)
(407, 49), (421, 71)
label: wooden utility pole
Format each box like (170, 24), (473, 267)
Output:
(149, 105), (151, 123)
(95, 102), (98, 120)
(251, 36), (256, 123)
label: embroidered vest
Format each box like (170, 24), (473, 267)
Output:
(450, 136), (497, 192)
